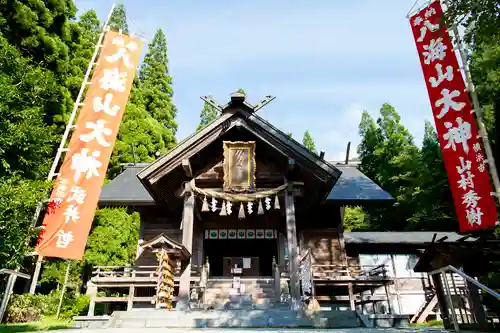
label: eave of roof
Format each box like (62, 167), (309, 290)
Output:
(99, 163), (394, 205)
(344, 231), (475, 245)
(327, 164), (394, 202)
(99, 165), (154, 205)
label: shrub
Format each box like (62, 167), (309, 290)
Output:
(5, 295), (43, 323)
(5, 290), (90, 323)
(60, 294), (90, 320)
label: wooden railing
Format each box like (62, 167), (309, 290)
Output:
(90, 264), (202, 283)
(309, 263), (390, 281)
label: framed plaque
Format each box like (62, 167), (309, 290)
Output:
(223, 141), (256, 192)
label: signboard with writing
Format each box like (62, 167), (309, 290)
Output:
(36, 31), (143, 259)
(223, 141), (256, 192)
(409, 1), (498, 232)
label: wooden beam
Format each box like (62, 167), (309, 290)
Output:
(182, 159), (192, 178)
(287, 159), (295, 180)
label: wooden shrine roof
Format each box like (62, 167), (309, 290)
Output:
(134, 94), (342, 208)
(99, 163), (393, 206)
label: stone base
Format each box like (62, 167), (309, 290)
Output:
(94, 308), (361, 329)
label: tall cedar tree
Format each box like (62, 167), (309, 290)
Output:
(108, 4), (129, 33)
(197, 88), (246, 131)
(357, 104), (419, 230)
(197, 102), (219, 131)
(407, 121), (456, 231)
(0, 36), (56, 268)
(302, 130), (317, 154)
(138, 28), (178, 135)
(108, 28), (178, 178)
(0, 0), (76, 128)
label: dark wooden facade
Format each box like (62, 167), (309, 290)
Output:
(93, 92), (469, 316)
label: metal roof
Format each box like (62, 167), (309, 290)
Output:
(327, 164), (394, 202)
(99, 162), (391, 205)
(344, 231), (474, 245)
(99, 165), (154, 205)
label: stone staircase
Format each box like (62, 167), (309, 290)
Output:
(203, 278), (283, 309)
(103, 308), (362, 328)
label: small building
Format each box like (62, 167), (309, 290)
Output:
(90, 92), (466, 321)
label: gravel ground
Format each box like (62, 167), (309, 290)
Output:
(37, 328), (454, 333)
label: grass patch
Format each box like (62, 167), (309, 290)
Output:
(0, 316), (72, 333)
(410, 319), (444, 328)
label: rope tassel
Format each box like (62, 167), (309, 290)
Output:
(238, 203), (246, 219)
(274, 195), (280, 210)
(201, 196), (209, 212)
(257, 200), (264, 215)
(219, 201), (227, 216)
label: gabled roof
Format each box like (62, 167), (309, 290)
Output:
(99, 164), (154, 206)
(327, 164), (394, 202)
(136, 102), (342, 205)
(137, 233), (191, 261)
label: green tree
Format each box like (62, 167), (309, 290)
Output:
(0, 36), (60, 179)
(0, 177), (50, 269)
(137, 28), (178, 136)
(65, 10), (101, 99)
(0, 0), (76, 127)
(357, 104), (419, 230)
(108, 103), (176, 178)
(407, 121), (456, 231)
(197, 102), (220, 131)
(343, 206), (370, 231)
(84, 208), (140, 267)
(108, 4), (129, 33)
(302, 130), (317, 154)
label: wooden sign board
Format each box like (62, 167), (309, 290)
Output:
(223, 141), (256, 193)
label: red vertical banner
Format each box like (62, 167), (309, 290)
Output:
(409, 1), (498, 232)
(36, 31), (143, 259)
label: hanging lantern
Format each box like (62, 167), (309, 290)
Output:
(220, 201), (227, 216)
(247, 201), (254, 214)
(257, 200), (264, 215)
(274, 195), (280, 210)
(226, 201), (233, 215)
(211, 197), (218, 212)
(201, 196), (209, 212)
(238, 203), (246, 219)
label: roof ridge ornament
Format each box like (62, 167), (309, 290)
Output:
(200, 92), (276, 114)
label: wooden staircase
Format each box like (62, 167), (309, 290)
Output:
(203, 278), (286, 309)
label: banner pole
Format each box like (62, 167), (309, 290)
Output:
(444, 3), (500, 210)
(56, 261), (71, 319)
(28, 3), (117, 294)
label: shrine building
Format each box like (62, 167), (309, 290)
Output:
(91, 92), (468, 320)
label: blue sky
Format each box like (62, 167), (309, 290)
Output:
(75, 0), (433, 161)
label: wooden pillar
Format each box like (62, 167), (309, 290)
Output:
(431, 273), (451, 329)
(176, 183), (194, 310)
(285, 182), (300, 304)
(463, 265), (488, 328)
(127, 270), (135, 311)
(348, 283), (355, 311)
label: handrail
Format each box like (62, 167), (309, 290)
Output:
(430, 265), (500, 300)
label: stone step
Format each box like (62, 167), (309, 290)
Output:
(105, 308), (361, 329)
